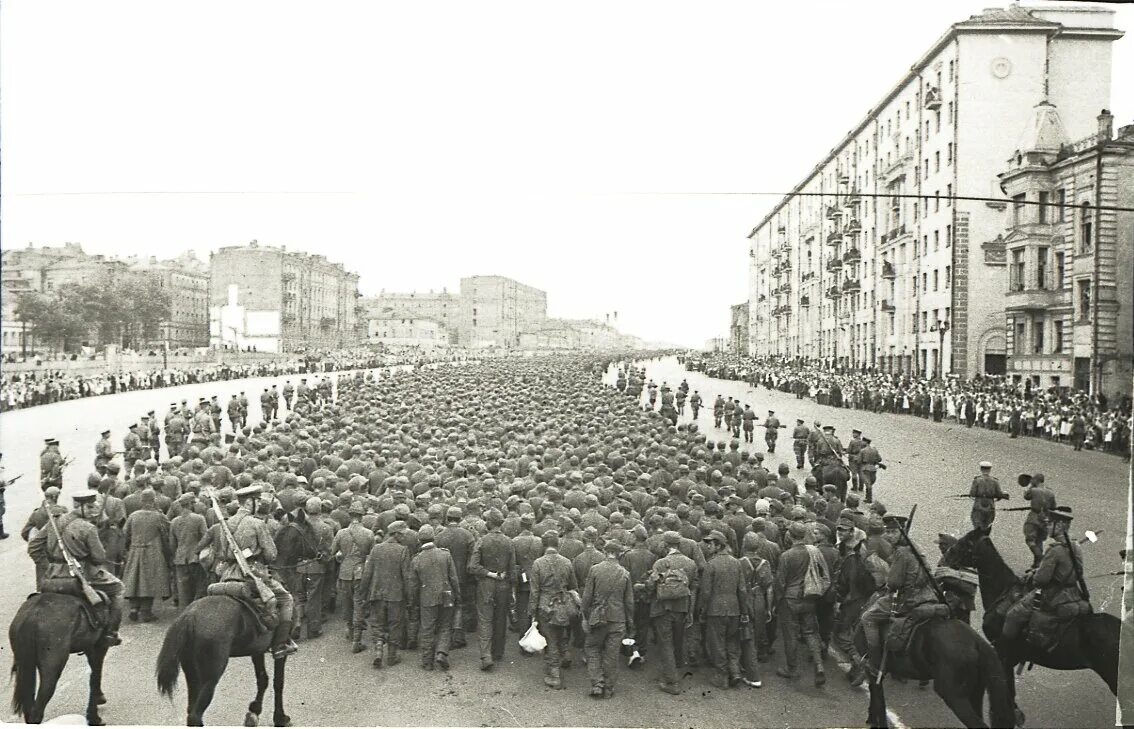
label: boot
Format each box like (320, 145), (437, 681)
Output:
(372, 641), (384, 668)
(387, 644), (401, 667)
(271, 619), (299, 659)
(98, 594), (124, 648)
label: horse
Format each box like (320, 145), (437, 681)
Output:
(941, 529), (1120, 724)
(852, 613), (1015, 729)
(156, 595), (291, 727)
(8, 592), (110, 725)
(810, 461), (850, 501)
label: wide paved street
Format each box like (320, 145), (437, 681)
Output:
(0, 357), (1125, 727)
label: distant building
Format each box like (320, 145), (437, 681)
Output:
(1, 282), (36, 356)
(519, 318), (633, 350)
(997, 107), (1133, 396)
(127, 252), (210, 349)
(458, 276), (547, 348)
(362, 291), (460, 344)
(367, 314), (448, 350)
(209, 240), (361, 353)
(729, 302), (750, 355)
(1, 242), (131, 294)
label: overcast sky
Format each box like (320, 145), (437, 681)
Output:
(2, 1), (1131, 348)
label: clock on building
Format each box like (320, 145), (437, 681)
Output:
(991, 57), (1012, 79)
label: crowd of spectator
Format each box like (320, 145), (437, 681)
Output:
(0, 349), (467, 412)
(682, 353), (1133, 460)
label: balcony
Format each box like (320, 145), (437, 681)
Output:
(827, 231), (843, 246)
(1005, 286), (1066, 312)
(771, 267), (781, 277)
(800, 295), (811, 308)
(844, 218), (862, 235)
(844, 190), (862, 206)
(827, 286), (841, 300)
(888, 224), (909, 242)
(881, 299), (896, 312)
(924, 86), (942, 111)
(842, 278), (861, 293)
(843, 248), (862, 264)
(826, 258), (843, 272)
(881, 262), (896, 279)
(801, 270), (815, 282)
(780, 259), (792, 271)
(826, 205), (843, 221)
(778, 282), (792, 294)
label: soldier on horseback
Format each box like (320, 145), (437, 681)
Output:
(216, 484), (299, 660)
(1001, 507), (1087, 645)
(28, 489), (124, 648)
(813, 425), (844, 467)
(859, 514), (940, 679)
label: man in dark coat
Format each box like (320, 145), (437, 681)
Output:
(581, 539), (634, 699)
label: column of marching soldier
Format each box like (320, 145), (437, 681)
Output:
(13, 354), (1095, 703)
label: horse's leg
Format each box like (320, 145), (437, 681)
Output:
(85, 647), (108, 726)
(998, 648), (1024, 726)
(272, 656), (291, 727)
(188, 647), (229, 727)
(934, 678), (989, 729)
(29, 649), (68, 725)
(866, 678), (889, 729)
(182, 656), (200, 726)
(244, 653), (269, 727)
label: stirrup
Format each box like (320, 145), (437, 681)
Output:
(272, 640), (299, 659)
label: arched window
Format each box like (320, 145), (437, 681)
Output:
(1080, 200), (1093, 254)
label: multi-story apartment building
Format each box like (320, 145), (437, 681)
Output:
(362, 291), (460, 344)
(997, 107), (1133, 396)
(128, 252), (210, 348)
(1, 242), (132, 294)
(746, 4), (1122, 382)
(458, 275), (547, 348)
(209, 241), (361, 352)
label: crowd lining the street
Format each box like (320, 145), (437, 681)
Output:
(683, 354), (1133, 460)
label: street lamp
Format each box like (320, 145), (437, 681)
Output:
(929, 320), (950, 377)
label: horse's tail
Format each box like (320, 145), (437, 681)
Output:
(9, 610), (38, 718)
(156, 611), (192, 698)
(977, 636), (1015, 729)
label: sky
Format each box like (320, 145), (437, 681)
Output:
(2, 1), (1131, 348)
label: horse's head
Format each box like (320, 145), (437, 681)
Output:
(940, 528), (991, 571)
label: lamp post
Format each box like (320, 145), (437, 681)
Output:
(929, 320), (950, 378)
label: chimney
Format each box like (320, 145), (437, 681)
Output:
(1098, 109), (1113, 142)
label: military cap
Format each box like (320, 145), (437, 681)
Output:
(882, 514), (908, 529)
(796, 418), (804, 424)
(72, 489), (99, 504)
(869, 500), (887, 515)
(836, 514), (856, 529)
(663, 530), (682, 545)
(178, 493), (195, 505)
(417, 524), (435, 542)
(754, 498), (770, 513)
(862, 437), (872, 443)
(851, 429), (861, 435)
(542, 529), (560, 541)
(45, 485), (61, 498)
(106, 462), (120, 473)
(426, 503), (445, 519)
(446, 505), (463, 520)
(387, 520), (408, 534)
(978, 461), (993, 469)
(236, 484), (263, 499)
(45, 438), (59, 445)
(520, 512), (536, 525)
(101, 429), (111, 436)
(822, 425), (835, 432)
(787, 522), (808, 540)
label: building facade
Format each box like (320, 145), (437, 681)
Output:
(729, 302), (750, 355)
(367, 315), (448, 350)
(128, 252), (210, 349)
(1, 242), (132, 294)
(997, 108), (1133, 396)
(746, 5), (1122, 382)
(362, 291), (460, 344)
(209, 241), (361, 353)
(458, 276), (547, 348)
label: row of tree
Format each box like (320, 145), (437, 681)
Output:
(16, 278), (172, 353)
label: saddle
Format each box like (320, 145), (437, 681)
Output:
(207, 579), (277, 632)
(35, 578), (109, 632)
(886, 603), (950, 656)
(1025, 601), (1090, 652)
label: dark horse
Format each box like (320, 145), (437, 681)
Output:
(811, 461), (850, 501)
(156, 596), (291, 727)
(853, 616), (1016, 728)
(941, 529), (1120, 724)
(9, 592), (110, 725)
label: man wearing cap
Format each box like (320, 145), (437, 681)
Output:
(621, 525), (657, 666)
(436, 506), (477, 648)
(28, 489), (124, 648)
(22, 487), (66, 586)
(969, 461), (1008, 532)
(858, 436), (882, 504)
(529, 529), (579, 689)
(859, 514), (937, 680)
(359, 519), (410, 668)
(846, 430), (863, 493)
(813, 425), (844, 469)
(834, 521), (875, 684)
(791, 419), (809, 470)
(169, 493), (208, 609)
(698, 529), (747, 689)
(775, 521), (826, 686)
(689, 390), (702, 420)
(40, 438), (64, 493)
(122, 424), (144, 477)
(138, 415), (154, 463)
(122, 489), (171, 622)
(512, 513), (543, 644)
(581, 538), (634, 699)
(408, 524), (460, 671)
(1023, 474), (1057, 568)
(331, 501), (376, 652)
(165, 406), (187, 460)
(294, 496), (333, 639)
(762, 410), (781, 453)
(282, 380), (295, 410)
(95, 430), (115, 472)
(216, 484), (299, 659)
(1002, 507), (1086, 643)
(739, 532), (774, 686)
(468, 509), (517, 670)
(147, 412), (162, 464)
(647, 530), (698, 694)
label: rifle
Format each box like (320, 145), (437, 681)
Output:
(877, 504), (918, 683)
(1062, 530), (1090, 603)
(2, 474), (23, 486)
(45, 506), (103, 605)
(204, 489), (274, 604)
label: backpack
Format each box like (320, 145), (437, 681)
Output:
(802, 545), (832, 598)
(656, 565), (692, 601)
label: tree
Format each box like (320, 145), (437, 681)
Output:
(15, 291), (87, 354)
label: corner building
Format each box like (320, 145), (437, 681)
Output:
(746, 5), (1122, 380)
(458, 276), (547, 348)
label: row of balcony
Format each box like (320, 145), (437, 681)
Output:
(879, 224), (909, 245)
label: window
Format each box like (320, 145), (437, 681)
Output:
(947, 143), (953, 165)
(1055, 252), (1065, 288)
(1053, 320), (1064, 353)
(935, 112), (941, 134)
(1037, 247), (1049, 289)
(934, 151), (940, 172)
(1012, 193), (1026, 227)
(925, 120), (931, 141)
(1079, 202), (1093, 253)
(1078, 279), (1091, 321)
(1014, 321), (1026, 354)
(933, 269), (939, 291)
(947, 101), (954, 124)
(948, 60), (955, 82)
(944, 266), (951, 287)
(946, 184), (952, 206)
(889, 314), (896, 335)
(1056, 189), (1066, 221)
(935, 191), (941, 212)
(1010, 249), (1025, 291)
(913, 201), (919, 219)
(1033, 320), (1045, 354)
(946, 224), (952, 246)
(934, 230), (940, 251)
(922, 311), (928, 333)
(924, 160), (929, 180)
(1038, 191), (1049, 223)
(922, 272), (928, 291)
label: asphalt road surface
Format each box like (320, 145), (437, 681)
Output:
(0, 356), (1125, 727)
